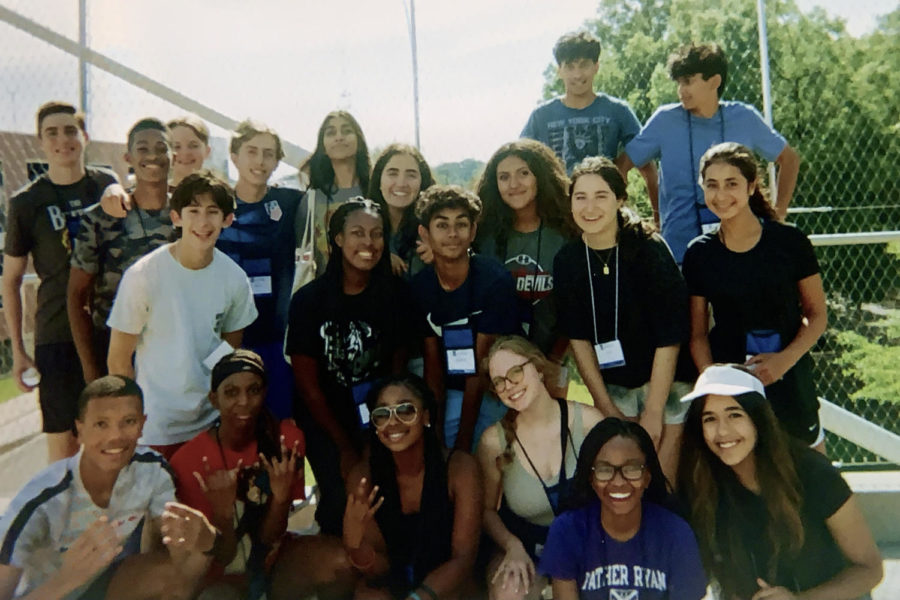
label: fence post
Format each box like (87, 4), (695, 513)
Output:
(756, 0), (779, 205)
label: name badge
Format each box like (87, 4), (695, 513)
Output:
(443, 324), (476, 375)
(745, 329), (782, 362)
(249, 275), (272, 296)
(701, 223), (719, 234)
(203, 340), (235, 370)
(594, 340), (626, 370)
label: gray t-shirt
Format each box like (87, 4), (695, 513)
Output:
(479, 225), (568, 352)
(521, 94), (641, 173)
(308, 184), (363, 275)
(4, 168), (117, 344)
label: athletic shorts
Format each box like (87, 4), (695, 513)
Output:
(34, 341), (86, 433)
(607, 381), (693, 425)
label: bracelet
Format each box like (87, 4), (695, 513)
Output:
(202, 528), (222, 556)
(418, 584), (439, 600)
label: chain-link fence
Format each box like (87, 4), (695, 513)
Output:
(0, 0), (897, 465)
(550, 0), (900, 466)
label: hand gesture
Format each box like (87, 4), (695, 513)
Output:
(343, 477), (383, 550)
(259, 436), (300, 504)
(161, 501), (217, 555)
(745, 352), (791, 386)
(492, 540), (535, 596)
(415, 239), (434, 265)
(390, 253), (410, 276)
(751, 578), (797, 600)
(192, 455), (241, 520)
(99, 183), (131, 218)
(58, 516), (122, 589)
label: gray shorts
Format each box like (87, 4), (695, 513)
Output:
(607, 381), (692, 425)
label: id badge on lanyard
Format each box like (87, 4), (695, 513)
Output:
(584, 243), (627, 371)
(352, 381), (374, 429)
(243, 257), (273, 296)
(594, 340), (626, 369)
(745, 329), (782, 362)
(443, 321), (476, 375)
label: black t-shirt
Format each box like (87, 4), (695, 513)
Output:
(410, 254), (520, 389)
(554, 233), (688, 388)
(4, 168), (118, 344)
(217, 187), (302, 347)
(285, 274), (419, 441)
(682, 221), (819, 361)
(682, 221), (821, 429)
(718, 447), (852, 596)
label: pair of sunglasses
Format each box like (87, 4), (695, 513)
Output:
(370, 402), (419, 429)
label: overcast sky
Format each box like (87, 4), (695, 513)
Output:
(0, 0), (895, 169)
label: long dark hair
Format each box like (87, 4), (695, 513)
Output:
(322, 197), (392, 286)
(476, 139), (573, 257)
(300, 110), (371, 194)
(568, 156), (657, 261)
(366, 374), (452, 595)
(678, 390), (804, 599)
(368, 144), (435, 259)
(565, 418), (673, 512)
(699, 142), (776, 221)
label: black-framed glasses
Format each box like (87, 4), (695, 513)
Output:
(491, 360), (532, 393)
(370, 402), (419, 429)
(592, 462), (646, 482)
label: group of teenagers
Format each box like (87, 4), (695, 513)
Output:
(0, 28), (885, 600)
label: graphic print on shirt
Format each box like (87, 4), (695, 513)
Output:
(581, 563), (668, 596)
(320, 319), (380, 387)
(505, 253), (552, 304)
(546, 116), (612, 171)
(47, 197), (86, 253)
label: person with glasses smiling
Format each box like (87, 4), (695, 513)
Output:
(338, 374), (483, 600)
(477, 336), (602, 600)
(538, 418), (707, 600)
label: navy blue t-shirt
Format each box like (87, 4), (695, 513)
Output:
(539, 501), (707, 600)
(410, 254), (519, 389)
(217, 186), (302, 346)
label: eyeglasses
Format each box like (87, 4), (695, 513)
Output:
(370, 402), (419, 429)
(592, 463), (646, 482)
(491, 360), (532, 393)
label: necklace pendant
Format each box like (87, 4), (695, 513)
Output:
(603, 264), (610, 275)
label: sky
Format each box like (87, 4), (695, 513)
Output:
(0, 0), (895, 172)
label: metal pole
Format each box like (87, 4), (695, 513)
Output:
(409, 0), (421, 149)
(78, 0), (88, 117)
(756, 0), (778, 205)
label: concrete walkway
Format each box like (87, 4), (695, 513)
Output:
(0, 391), (897, 597)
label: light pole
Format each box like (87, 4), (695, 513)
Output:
(402, 0), (421, 149)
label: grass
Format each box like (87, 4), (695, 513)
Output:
(0, 376), (23, 405)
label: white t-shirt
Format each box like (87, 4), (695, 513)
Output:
(107, 244), (258, 445)
(0, 448), (175, 597)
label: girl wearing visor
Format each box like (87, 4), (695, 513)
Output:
(342, 374), (483, 600)
(678, 364), (882, 599)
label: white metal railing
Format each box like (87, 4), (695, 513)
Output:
(809, 231), (900, 247)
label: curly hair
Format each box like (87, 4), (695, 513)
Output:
(553, 30), (601, 65)
(667, 42), (728, 96)
(414, 184), (482, 228)
(476, 140), (573, 257)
